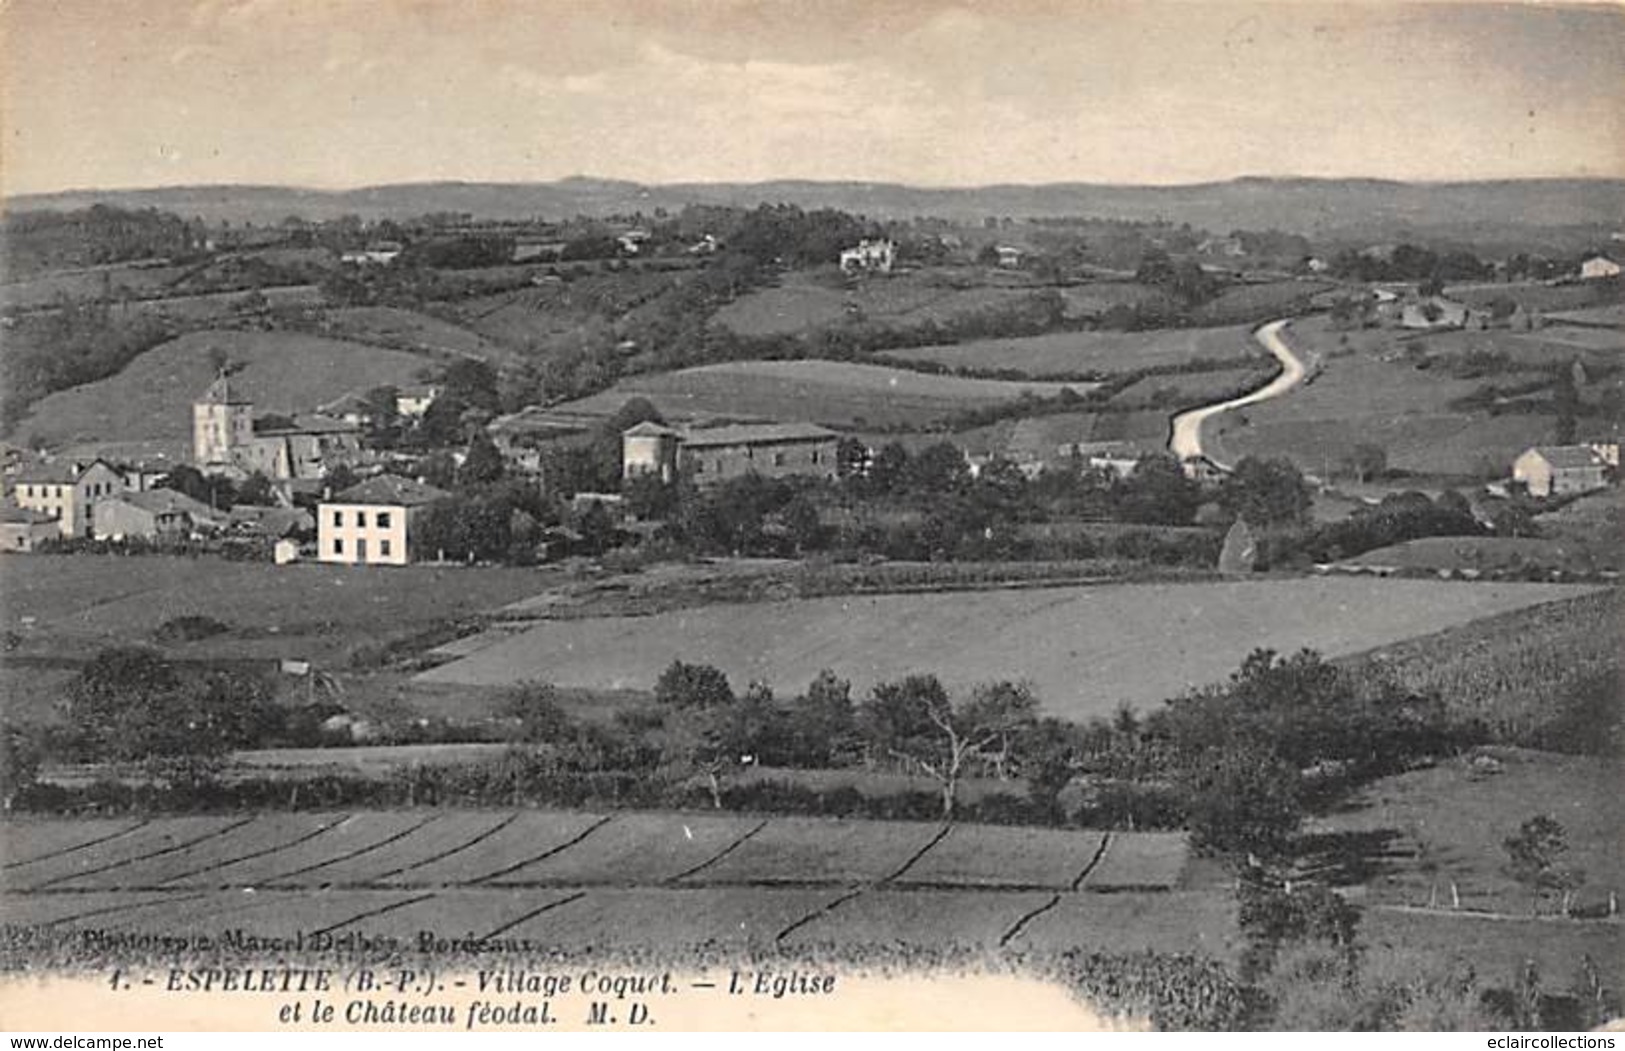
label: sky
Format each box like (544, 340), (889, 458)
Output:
(2, 0), (1622, 196)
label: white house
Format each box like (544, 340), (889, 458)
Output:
(11, 458), (124, 537)
(317, 475), (449, 566)
(340, 241), (404, 266)
(1578, 254), (1621, 281)
(1512, 445), (1608, 498)
(394, 385), (440, 419)
(839, 239), (895, 275)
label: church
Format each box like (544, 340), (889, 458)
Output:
(192, 374), (362, 482)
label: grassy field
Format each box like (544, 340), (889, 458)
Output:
(1345, 535), (1621, 575)
(0, 555), (561, 696)
(1307, 747), (1621, 918)
(713, 271), (1037, 338)
(320, 305), (518, 364)
(1450, 280), (1621, 313)
(1106, 367), (1271, 410)
(415, 577), (1592, 716)
(1548, 303), (1625, 327)
(1208, 317), (1559, 477)
(555, 359), (1085, 428)
(16, 329), (433, 451)
(1187, 280), (1333, 325)
(0, 262), (193, 312)
(1058, 282), (1178, 320)
(881, 325), (1261, 378)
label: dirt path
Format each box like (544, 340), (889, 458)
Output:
(1168, 318), (1305, 468)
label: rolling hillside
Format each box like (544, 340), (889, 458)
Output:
(9, 177), (1622, 245)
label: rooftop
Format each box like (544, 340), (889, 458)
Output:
(13, 458), (112, 484)
(329, 475), (451, 507)
(679, 422), (838, 448)
(1527, 445), (1605, 469)
(108, 488), (219, 518)
(198, 372), (251, 405)
(0, 505), (57, 525)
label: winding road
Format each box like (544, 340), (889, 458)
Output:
(1168, 317), (1307, 468)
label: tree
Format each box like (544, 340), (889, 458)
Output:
(1504, 815), (1585, 915)
(1341, 444), (1388, 484)
(1219, 456), (1313, 527)
(1181, 745), (1303, 859)
(235, 471), (276, 507)
(1113, 453), (1202, 525)
(0, 722), (43, 810)
(860, 675), (1038, 818)
(654, 660), (736, 710)
(458, 431), (505, 486)
(62, 648), (279, 788)
(835, 436), (869, 479)
(657, 697), (762, 808)
(501, 682), (575, 744)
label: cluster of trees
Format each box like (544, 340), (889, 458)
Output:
(1327, 243), (1490, 287)
(1, 307), (176, 432)
(2, 205), (204, 276)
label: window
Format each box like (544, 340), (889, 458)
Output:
(333, 538), (344, 555)
(333, 511), (342, 528)
(380, 539), (392, 557)
(21, 486), (29, 498)
(357, 511), (368, 529)
(377, 512), (392, 529)
(692, 459), (705, 474)
(773, 452), (786, 466)
(811, 450), (820, 464)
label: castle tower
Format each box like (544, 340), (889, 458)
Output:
(193, 371), (253, 472)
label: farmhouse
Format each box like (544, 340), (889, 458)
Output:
(839, 239), (896, 275)
(995, 245), (1026, 269)
(317, 475), (449, 566)
(1063, 440), (1146, 478)
(1578, 254), (1621, 281)
(0, 506), (60, 552)
(394, 385), (440, 418)
(622, 421), (840, 485)
(193, 375), (362, 481)
(11, 458), (124, 537)
(93, 489), (223, 541)
(340, 241), (403, 266)
(1512, 446), (1609, 498)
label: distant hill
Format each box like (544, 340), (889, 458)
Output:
(7, 176), (1622, 248)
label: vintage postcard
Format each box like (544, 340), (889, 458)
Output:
(0, 0), (1620, 1035)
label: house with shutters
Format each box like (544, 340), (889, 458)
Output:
(11, 458), (124, 537)
(317, 475), (449, 566)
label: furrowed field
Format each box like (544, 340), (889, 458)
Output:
(555, 359), (1086, 428)
(414, 577), (1594, 716)
(0, 809), (1227, 960)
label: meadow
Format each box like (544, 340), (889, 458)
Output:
(1206, 317), (1559, 477)
(881, 325), (1262, 378)
(0, 555), (558, 672)
(555, 359), (1085, 428)
(320, 305), (518, 364)
(15, 329), (433, 450)
(712, 271), (1037, 338)
(414, 577), (1593, 716)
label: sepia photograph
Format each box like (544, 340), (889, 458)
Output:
(0, 0), (1620, 1035)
